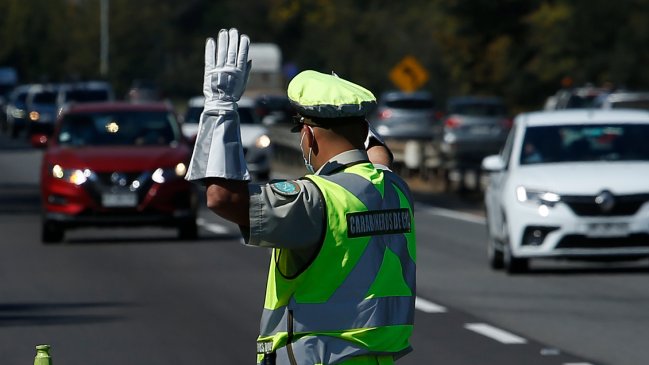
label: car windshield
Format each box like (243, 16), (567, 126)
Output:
(384, 98), (434, 109)
(610, 99), (649, 111)
(520, 124), (649, 165)
(183, 106), (258, 124)
(33, 91), (57, 104)
(65, 89), (111, 103)
(449, 102), (506, 116)
(58, 111), (180, 147)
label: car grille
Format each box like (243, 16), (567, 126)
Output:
(562, 193), (649, 216)
(556, 234), (649, 249)
(84, 171), (153, 204)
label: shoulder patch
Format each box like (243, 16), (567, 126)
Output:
(270, 180), (301, 196)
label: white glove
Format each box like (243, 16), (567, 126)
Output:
(186, 28), (252, 181)
(203, 28), (252, 111)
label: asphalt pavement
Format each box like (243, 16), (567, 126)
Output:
(2, 132), (648, 365)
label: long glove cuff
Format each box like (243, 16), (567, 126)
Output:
(203, 100), (238, 113)
(185, 111), (250, 182)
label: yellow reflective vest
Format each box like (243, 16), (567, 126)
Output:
(257, 162), (416, 365)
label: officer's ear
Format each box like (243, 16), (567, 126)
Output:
(307, 126), (319, 153)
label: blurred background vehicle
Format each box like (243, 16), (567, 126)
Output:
(125, 79), (162, 103)
(435, 96), (511, 189)
(25, 83), (59, 136)
(544, 84), (609, 110)
(36, 102), (197, 243)
(0, 67), (18, 131)
(254, 94), (294, 126)
(482, 109), (649, 273)
(368, 90), (438, 174)
(4, 84), (31, 138)
(181, 96), (272, 181)
(594, 91), (649, 111)
(56, 80), (114, 110)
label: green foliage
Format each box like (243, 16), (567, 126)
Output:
(1, 0), (649, 111)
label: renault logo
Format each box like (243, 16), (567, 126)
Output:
(594, 190), (615, 213)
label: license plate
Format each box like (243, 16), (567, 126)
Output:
(583, 222), (629, 237)
(102, 192), (138, 207)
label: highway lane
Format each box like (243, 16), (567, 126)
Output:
(1, 136), (646, 364)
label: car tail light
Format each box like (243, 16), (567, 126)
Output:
(444, 117), (462, 129)
(378, 109), (393, 119)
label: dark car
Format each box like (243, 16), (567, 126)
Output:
(26, 84), (59, 136)
(437, 96), (511, 170)
(5, 84), (32, 138)
(56, 81), (114, 109)
(37, 102), (197, 243)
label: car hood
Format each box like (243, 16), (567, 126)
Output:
(47, 145), (190, 171)
(515, 162), (649, 195)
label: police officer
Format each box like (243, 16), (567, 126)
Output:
(186, 29), (416, 365)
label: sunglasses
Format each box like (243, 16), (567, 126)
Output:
(290, 116), (305, 133)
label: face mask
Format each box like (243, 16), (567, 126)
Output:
(299, 126), (315, 174)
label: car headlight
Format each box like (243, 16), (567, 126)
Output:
(516, 186), (561, 206)
(52, 165), (94, 185)
(152, 163), (187, 184)
(11, 108), (26, 119)
(29, 111), (40, 121)
(255, 134), (271, 149)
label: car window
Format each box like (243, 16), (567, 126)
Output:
(183, 106), (258, 125)
(13, 91), (28, 108)
(500, 124), (517, 168)
(520, 124), (649, 165)
(33, 91), (57, 104)
(184, 107), (202, 124)
(64, 89), (111, 103)
(384, 99), (434, 109)
(610, 100), (649, 111)
(58, 111), (180, 147)
(449, 102), (506, 116)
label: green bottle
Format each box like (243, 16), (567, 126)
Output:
(34, 345), (52, 365)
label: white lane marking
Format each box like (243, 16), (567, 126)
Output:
(418, 205), (486, 225)
(415, 297), (447, 313)
(464, 323), (527, 344)
(197, 218), (230, 234)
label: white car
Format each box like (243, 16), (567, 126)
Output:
(482, 109), (649, 273)
(182, 96), (272, 181)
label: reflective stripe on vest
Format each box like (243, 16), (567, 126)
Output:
(269, 334), (412, 365)
(258, 162), (416, 364)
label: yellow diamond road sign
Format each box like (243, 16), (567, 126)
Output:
(389, 56), (429, 92)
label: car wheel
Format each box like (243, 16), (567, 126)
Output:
(42, 221), (64, 244)
(487, 229), (504, 270)
(501, 218), (529, 274)
(178, 219), (198, 240)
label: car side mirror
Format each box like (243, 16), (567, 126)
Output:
(482, 154), (505, 172)
(30, 133), (49, 149)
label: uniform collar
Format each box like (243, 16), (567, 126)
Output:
(315, 149), (370, 176)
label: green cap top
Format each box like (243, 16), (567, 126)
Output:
(287, 70), (376, 119)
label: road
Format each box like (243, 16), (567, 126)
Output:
(1, 134), (648, 365)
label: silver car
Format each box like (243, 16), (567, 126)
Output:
(437, 96), (511, 172)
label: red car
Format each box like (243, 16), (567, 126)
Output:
(36, 102), (198, 243)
